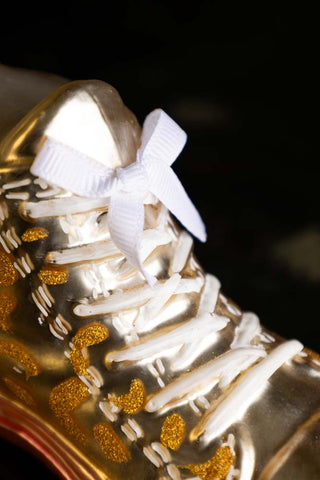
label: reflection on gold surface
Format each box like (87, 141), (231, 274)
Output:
(0, 290), (17, 332)
(0, 338), (41, 378)
(0, 249), (19, 286)
(3, 376), (36, 407)
(93, 423), (131, 463)
(258, 408), (320, 480)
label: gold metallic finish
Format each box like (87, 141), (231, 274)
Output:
(58, 415), (89, 445)
(38, 266), (69, 285)
(160, 413), (186, 450)
(0, 249), (19, 286)
(21, 226), (48, 242)
(258, 408), (320, 479)
(183, 445), (234, 480)
(3, 376), (36, 407)
(70, 323), (109, 376)
(1, 67), (320, 479)
(113, 378), (146, 414)
(304, 347), (320, 366)
(0, 290), (17, 332)
(49, 377), (90, 444)
(0, 338), (41, 378)
(0, 389), (108, 480)
(0, 73), (141, 173)
(93, 423), (131, 463)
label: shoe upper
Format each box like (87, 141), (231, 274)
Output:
(1, 68), (320, 480)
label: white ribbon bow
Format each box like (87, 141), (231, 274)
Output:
(31, 109), (207, 286)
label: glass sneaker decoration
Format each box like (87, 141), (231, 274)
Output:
(0, 64), (320, 480)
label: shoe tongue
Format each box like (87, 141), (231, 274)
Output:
(0, 80), (141, 174)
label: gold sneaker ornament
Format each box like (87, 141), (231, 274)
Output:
(0, 64), (320, 480)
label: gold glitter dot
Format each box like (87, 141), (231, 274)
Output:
(0, 250), (19, 287)
(73, 322), (109, 349)
(38, 266), (69, 285)
(113, 378), (146, 414)
(0, 290), (17, 332)
(60, 415), (89, 444)
(22, 227), (48, 242)
(4, 376), (36, 407)
(0, 339), (41, 379)
(160, 413), (186, 450)
(49, 377), (89, 416)
(183, 445), (234, 480)
(49, 377), (90, 444)
(70, 323), (109, 376)
(69, 347), (90, 376)
(93, 423), (131, 463)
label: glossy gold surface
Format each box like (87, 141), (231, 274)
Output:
(0, 65), (320, 480)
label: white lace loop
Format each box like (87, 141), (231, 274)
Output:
(31, 108), (207, 285)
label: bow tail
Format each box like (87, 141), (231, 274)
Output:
(108, 191), (157, 286)
(146, 159), (207, 242)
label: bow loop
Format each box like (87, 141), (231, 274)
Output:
(31, 109), (206, 286)
(139, 109), (187, 166)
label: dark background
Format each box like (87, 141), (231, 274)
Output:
(0, 2), (319, 478)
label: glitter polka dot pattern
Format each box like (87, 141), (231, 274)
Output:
(113, 378), (146, 414)
(22, 226), (48, 242)
(69, 347), (90, 376)
(0, 250), (19, 287)
(0, 339), (41, 379)
(49, 377), (90, 444)
(72, 322), (109, 349)
(69, 323), (109, 376)
(93, 423), (131, 463)
(160, 413), (186, 450)
(183, 445), (234, 480)
(0, 290), (17, 332)
(38, 266), (69, 285)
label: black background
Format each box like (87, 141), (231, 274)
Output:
(0, 2), (319, 478)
